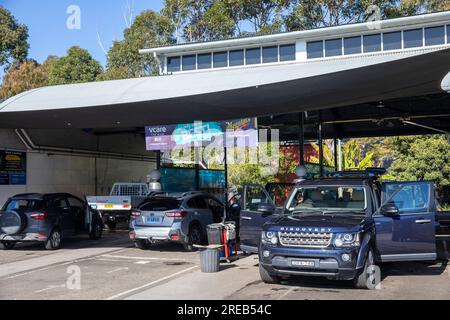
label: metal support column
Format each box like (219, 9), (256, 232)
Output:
(156, 150), (161, 170)
(318, 122), (324, 177)
(298, 112), (305, 165)
(334, 138), (338, 171)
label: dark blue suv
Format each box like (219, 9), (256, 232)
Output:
(240, 169), (441, 289)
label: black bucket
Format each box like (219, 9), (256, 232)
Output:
(199, 247), (220, 273)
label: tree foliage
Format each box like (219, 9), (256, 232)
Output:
(102, 10), (175, 80)
(0, 6), (29, 70)
(48, 46), (103, 85)
(0, 57), (57, 100)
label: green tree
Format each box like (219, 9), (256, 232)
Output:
(0, 56), (57, 100)
(284, 0), (419, 31)
(0, 6), (29, 70)
(102, 10), (174, 80)
(386, 135), (450, 197)
(342, 139), (377, 170)
(48, 46), (102, 85)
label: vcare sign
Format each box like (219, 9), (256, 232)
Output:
(145, 118), (258, 151)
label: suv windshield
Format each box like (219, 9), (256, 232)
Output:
(3, 199), (46, 212)
(139, 198), (181, 211)
(286, 186), (367, 215)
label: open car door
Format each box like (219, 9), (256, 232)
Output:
(239, 183), (295, 253)
(375, 181), (436, 262)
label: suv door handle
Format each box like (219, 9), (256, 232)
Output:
(241, 216), (252, 220)
(415, 219), (431, 224)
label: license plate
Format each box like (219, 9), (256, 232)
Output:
(104, 204), (114, 209)
(291, 259), (315, 268)
(145, 217), (162, 224)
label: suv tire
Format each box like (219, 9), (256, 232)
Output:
(353, 248), (376, 289)
(183, 225), (202, 252)
(1, 241), (16, 250)
(45, 228), (62, 250)
(106, 221), (117, 230)
(89, 221), (103, 240)
(259, 263), (280, 284)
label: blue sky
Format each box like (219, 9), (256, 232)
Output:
(2, 0), (165, 67)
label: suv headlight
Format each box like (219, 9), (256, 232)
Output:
(334, 233), (360, 247)
(261, 231), (278, 245)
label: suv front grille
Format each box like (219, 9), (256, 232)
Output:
(278, 231), (333, 248)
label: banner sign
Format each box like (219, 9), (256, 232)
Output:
(0, 151), (27, 185)
(145, 118), (258, 151)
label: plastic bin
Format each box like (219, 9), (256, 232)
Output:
(207, 223), (223, 245)
(199, 247), (220, 273)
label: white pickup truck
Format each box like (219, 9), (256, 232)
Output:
(87, 183), (150, 230)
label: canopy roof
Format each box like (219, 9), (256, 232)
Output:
(0, 46), (449, 133)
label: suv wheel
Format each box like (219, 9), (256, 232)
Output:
(353, 248), (376, 289)
(259, 263), (280, 284)
(134, 239), (151, 250)
(45, 228), (62, 250)
(106, 221), (117, 230)
(183, 225), (202, 252)
(89, 221), (103, 240)
(1, 241), (16, 250)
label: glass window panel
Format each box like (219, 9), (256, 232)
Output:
(344, 36), (361, 55)
(425, 26), (445, 46)
(404, 28), (423, 48)
(307, 41), (324, 59)
(229, 49), (244, 66)
(213, 51), (228, 68)
(262, 46), (278, 63)
(325, 38), (342, 57)
(383, 31), (402, 51)
(447, 25), (450, 44)
(182, 55), (196, 71)
(197, 53), (211, 69)
(279, 44), (296, 61)
(363, 34), (381, 53)
(246, 47), (261, 65)
(167, 56), (181, 73)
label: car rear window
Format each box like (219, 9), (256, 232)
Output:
(3, 199), (46, 212)
(139, 198), (181, 211)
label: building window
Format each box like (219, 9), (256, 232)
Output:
(197, 53), (211, 70)
(246, 47), (261, 65)
(167, 56), (181, 73)
(182, 55), (196, 71)
(213, 51), (228, 68)
(425, 26), (445, 46)
(404, 28), (423, 48)
(325, 38), (342, 57)
(229, 50), (244, 66)
(363, 34), (381, 53)
(262, 46), (278, 63)
(448, 25), (450, 44)
(344, 36), (361, 55)
(383, 31), (402, 51)
(279, 44), (295, 61)
(307, 41), (324, 59)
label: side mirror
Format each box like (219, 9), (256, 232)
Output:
(380, 202), (399, 217)
(257, 203), (276, 215)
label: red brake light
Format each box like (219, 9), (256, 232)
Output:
(31, 212), (48, 220)
(131, 210), (141, 217)
(165, 211), (187, 218)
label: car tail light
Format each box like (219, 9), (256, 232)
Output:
(123, 204), (131, 209)
(165, 211), (187, 218)
(35, 234), (46, 239)
(129, 231), (136, 239)
(31, 212), (48, 220)
(131, 210), (141, 217)
(170, 234), (180, 241)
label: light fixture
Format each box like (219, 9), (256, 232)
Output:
(376, 101), (385, 108)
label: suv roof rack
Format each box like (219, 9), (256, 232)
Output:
(328, 168), (387, 179)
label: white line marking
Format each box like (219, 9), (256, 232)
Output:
(101, 254), (191, 262)
(135, 261), (151, 265)
(106, 266), (198, 300)
(276, 287), (295, 300)
(107, 267), (129, 274)
(34, 284), (65, 294)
